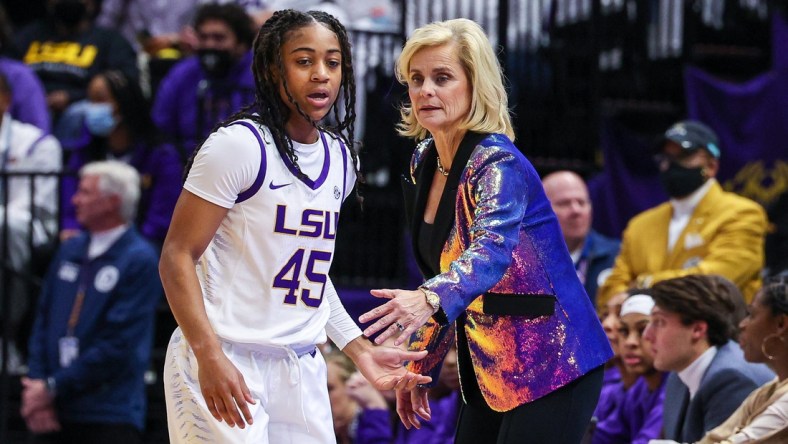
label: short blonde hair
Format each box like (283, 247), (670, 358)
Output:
(395, 18), (514, 141)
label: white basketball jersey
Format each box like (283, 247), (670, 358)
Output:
(184, 120), (355, 348)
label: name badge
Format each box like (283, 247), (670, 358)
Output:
(59, 336), (79, 368)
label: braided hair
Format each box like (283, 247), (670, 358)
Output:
(186, 9), (361, 192)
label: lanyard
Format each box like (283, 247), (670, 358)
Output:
(66, 259), (91, 337)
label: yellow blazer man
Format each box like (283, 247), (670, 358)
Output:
(598, 121), (767, 307)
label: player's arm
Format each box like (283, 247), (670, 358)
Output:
(159, 190), (255, 428)
(323, 279), (431, 391)
(160, 190), (225, 364)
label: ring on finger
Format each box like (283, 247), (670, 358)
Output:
(395, 322), (405, 331)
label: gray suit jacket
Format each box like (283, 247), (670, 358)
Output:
(662, 341), (775, 442)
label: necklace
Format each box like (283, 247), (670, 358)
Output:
(436, 154), (450, 176)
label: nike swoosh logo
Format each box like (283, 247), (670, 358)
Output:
(269, 181), (292, 190)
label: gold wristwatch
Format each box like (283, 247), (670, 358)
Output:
(420, 286), (441, 314)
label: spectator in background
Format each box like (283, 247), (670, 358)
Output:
(199, 0), (273, 27)
(21, 161), (161, 444)
(152, 2), (255, 162)
(598, 120), (768, 308)
(543, 170), (620, 304)
(0, 4), (51, 132)
(593, 292), (638, 435)
(593, 293), (667, 444)
(325, 349), (363, 444)
(59, 70), (182, 247)
(10, 0), (138, 127)
(696, 276), (788, 444)
(0, 72), (61, 373)
(96, 0), (195, 55)
(644, 274), (774, 443)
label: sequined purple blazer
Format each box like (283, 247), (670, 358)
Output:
(403, 132), (612, 412)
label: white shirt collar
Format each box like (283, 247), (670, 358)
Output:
(670, 178), (715, 219)
(678, 345), (718, 399)
(569, 247), (583, 265)
(88, 224), (129, 259)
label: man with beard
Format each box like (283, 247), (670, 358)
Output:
(10, 0), (138, 123)
(151, 3), (255, 162)
(597, 120), (768, 307)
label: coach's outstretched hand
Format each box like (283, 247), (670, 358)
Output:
(343, 337), (431, 391)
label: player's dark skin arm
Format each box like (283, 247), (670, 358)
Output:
(160, 190), (256, 429)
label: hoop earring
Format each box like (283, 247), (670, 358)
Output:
(760, 334), (785, 361)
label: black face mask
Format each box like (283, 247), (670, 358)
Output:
(198, 48), (234, 79)
(659, 162), (707, 198)
(53, 0), (88, 28)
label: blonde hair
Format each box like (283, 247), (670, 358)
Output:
(395, 18), (514, 141)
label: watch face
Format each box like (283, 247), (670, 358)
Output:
(422, 288), (440, 310)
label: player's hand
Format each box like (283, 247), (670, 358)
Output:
(347, 339), (432, 391)
(197, 351), (256, 428)
(360, 288), (436, 346)
(396, 386), (431, 430)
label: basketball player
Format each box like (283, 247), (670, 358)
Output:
(159, 10), (430, 443)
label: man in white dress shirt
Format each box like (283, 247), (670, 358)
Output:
(643, 274), (774, 443)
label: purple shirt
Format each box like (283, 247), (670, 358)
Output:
(355, 390), (461, 444)
(593, 373), (667, 444)
(0, 57), (50, 132)
(594, 366), (626, 422)
(151, 51), (255, 158)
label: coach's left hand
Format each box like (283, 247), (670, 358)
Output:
(360, 288), (435, 346)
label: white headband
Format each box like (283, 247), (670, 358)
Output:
(620, 294), (655, 317)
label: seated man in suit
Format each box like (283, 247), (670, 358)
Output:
(597, 120), (767, 307)
(543, 170), (620, 305)
(643, 274), (775, 443)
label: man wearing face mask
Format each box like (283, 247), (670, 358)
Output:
(597, 120), (768, 308)
(10, 0), (138, 124)
(151, 3), (255, 162)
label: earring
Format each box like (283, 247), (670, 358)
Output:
(760, 334), (785, 361)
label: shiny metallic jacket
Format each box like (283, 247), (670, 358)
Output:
(404, 132), (612, 412)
